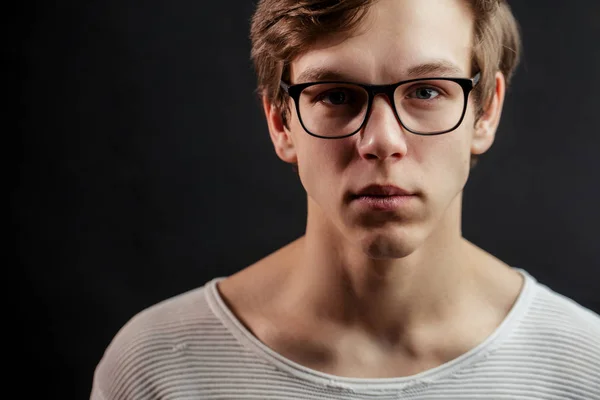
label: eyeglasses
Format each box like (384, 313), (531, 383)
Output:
(279, 73), (481, 139)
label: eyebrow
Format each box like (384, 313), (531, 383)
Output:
(296, 67), (354, 84)
(406, 61), (464, 78)
(295, 60), (466, 84)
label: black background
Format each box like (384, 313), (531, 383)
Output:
(12, 1), (600, 398)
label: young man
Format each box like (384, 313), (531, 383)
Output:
(91, 0), (600, 398)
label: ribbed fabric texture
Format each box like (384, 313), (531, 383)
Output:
(90, 268), (600, 399)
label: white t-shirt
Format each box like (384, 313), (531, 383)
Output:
(90, 268), (600, 399)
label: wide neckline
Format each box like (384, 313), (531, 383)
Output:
(205, 267), (537, 392)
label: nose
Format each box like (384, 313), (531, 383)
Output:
(357, 94), (408, 162)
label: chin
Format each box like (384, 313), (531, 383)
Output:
(356, 229), (423, 260)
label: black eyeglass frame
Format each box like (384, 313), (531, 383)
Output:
(279, 72), (481, 139)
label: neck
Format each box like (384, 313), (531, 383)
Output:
(280, 192), (483, 346)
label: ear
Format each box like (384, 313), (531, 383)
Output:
(471, 71), (506, 155)
(262, 95), (298, 165)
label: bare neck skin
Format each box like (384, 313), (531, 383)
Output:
(216, 170), (525, 376)
(285, 192), (464, 329)
(218, 192), (523, 377)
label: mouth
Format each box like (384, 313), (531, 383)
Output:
(352, 184), (414, 198)
(349, 184), (417, 211)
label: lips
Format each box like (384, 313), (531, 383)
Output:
(353, 184), (413, 198)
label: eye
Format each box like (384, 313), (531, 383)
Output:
(318, 89), (353, 105)
(409, 87), (440, 100)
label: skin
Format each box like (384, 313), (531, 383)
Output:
(218, 0), (524, 378)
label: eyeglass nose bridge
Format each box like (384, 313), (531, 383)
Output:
(361, 83), (404, 126)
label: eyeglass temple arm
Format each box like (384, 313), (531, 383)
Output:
(280, 80), (290, 93)
(472, 72), (481, 87)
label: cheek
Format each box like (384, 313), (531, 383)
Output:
(289, 117), (344, 190)
(298, 140), (348, 190)
(296, 142), (355, 213)
(411, 127), (473, 191)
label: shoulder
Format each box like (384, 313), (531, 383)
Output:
(516, 280), (600, 375)
(476, 276), (600, 398)
(90, 280), (219, 400)
(528, 281), (600, 335)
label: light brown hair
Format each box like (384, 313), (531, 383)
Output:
(250, 0), (521, 167)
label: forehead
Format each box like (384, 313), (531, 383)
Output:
(290, 0), (474, 84)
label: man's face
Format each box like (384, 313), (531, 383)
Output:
(268, 0), (500, 258)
